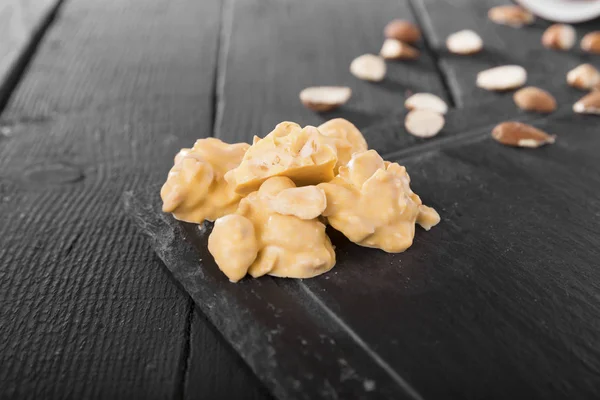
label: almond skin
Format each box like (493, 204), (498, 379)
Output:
(566, 64), (600, 90)
(488, 5), (534, 28)
(492, 122), (555, 148)
(513, 87), (557, 113)
(581, 31), (600, 54)
(380, 39), (420, 60)
(384, 20), (421, 43)
(542, 24), (576, 51)
(573, 92), (600, 115)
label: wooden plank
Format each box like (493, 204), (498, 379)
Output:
(0, 0), (61, 101)
(214, 0), (449, 144)
(184, 306), (273, 400)
(412, 0), (598, 108)
(0, 0), (259, 398)
(129, 103), (600, 399)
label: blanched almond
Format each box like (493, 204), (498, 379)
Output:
(542, 24), (576, 50)
(299, 86), (351, 112)
(446, 30), (483, 55)
(380, 39), (419, 60)
(404, 93), (448, 114)
(566, 64), (600, 90)
(492, 122), (555, 148)
(573, 92), (600, 115)
(384, 20), (421, 43)
(270, 186), (327, 220)
(513, 87), (557, 113)
(488, 5), (534, 27)
(405, 109), (444, 138)
(581, 31), (600, 54)
(476, 65), (527, 91)
(350, 54), (386, 82)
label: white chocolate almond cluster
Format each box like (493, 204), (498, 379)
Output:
(161, 119), (440, 282)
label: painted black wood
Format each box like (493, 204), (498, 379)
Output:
(214, 0), (449, 145)
(128, 102), (600, 399)
(0, 0), (270, 398)
(413, 0), (599, 108)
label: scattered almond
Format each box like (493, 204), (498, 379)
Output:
(566, 64), (600, 90)
(405, 109), (445, 138)
(350, 54), (386, 82)
(404, 93), (448, 114)
(573, 92), (600, 115)
(542, 24), (576, 50)
(384, 20), (421, 44)
(380, 39), (420, 60)
(299, 86), (352, 112)
(513, 87), (557, 113)
(488, 5), (534, 28)
(492, 122), (555, 148)
(581, 31), (600, 54)
(476, 65), (527, 91)
(446, 30), (483, 55)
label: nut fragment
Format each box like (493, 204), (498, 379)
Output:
(405, 109), (445, 138)
(567, 64), (600, 90)
(513, 87), (557, 113)
(271, 186), (327, 220)
(542, 24), (576, 50)
(573, 92), (600, 115)
(488, 5), (534, 27)
(350, 54), (386, 82)
(318, 118), (368, 171)
(476, 65), (527, 91)
(380, 39), (420, 60)
(446, 30), (483, 55)
(492, 122), (556, 148)
(384, 20), (421, 43)
(299, 86), (351, 112)
(404, 93), (448, 114)
(581, 31), (600, 54)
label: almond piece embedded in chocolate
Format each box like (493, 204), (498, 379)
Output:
(492, 122), (556, 148)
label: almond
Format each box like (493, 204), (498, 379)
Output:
(384, 20), (421, 44)
(405, 109), (445, 138)
(404, 93), (448, 114)
(299, 86), (352, 112)
(380, 39), (420, 60)
(566, 64), (600, 90)
(581, 31), (600, 54)
(488, 5), (534, 28)
(492, 122), (555, 148)
(446, 30), (483, 55)
(350, 54), (386, 82)
(476, 65), (527, 91)
(573, 92), (600, 115)
(513, 87), (557, 113)
(542, 24), (576, 50)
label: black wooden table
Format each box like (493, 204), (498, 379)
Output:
(1, 0), (599, 399)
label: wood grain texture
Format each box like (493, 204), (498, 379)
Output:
(0, 0), (60, 97)
(412, 0), (599, 107)
(130, 103), (600, 399)
(214, 0), (448, 144)
(0, 0), (264, 398)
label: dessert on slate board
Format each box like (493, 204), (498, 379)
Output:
(161, 119), (440, 282)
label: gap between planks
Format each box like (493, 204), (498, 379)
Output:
(407, 0), (456, 108)
(0, 0), (66, 114)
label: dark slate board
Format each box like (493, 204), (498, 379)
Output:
(413, 0), (599, 108)
(126, 105), (600, 399)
